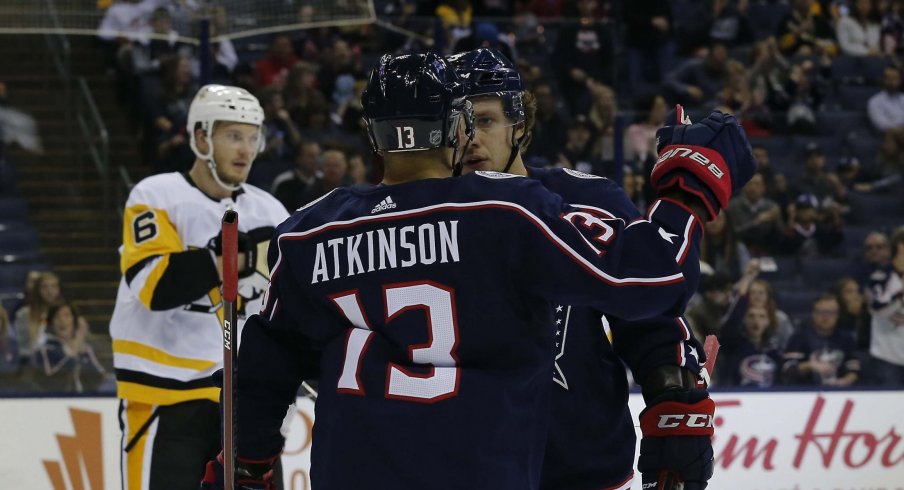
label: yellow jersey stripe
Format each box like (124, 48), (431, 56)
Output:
(121, 204), (184, 273)
(117, 381), (220, 405)
(137, 255), (171, 309)
(113, 339), (217, 371)
(124, 401), (154, 490)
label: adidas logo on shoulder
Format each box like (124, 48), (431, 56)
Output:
(371, 196), (397, 214)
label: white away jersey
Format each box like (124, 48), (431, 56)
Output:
(109, 172), (288, 405)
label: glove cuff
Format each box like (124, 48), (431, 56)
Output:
(652, 144), (732, 212)
(639, 396), (715, 438)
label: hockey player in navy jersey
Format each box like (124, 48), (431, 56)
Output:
(201, 52), (754, 490)
(448, 47), (715, 490)
(447, 47), (757, 490)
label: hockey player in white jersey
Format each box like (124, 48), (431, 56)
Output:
(109, 85), (288, 490)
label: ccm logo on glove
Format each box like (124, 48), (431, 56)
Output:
(657, 413), (714, 429)
(656, 147), (725, 180)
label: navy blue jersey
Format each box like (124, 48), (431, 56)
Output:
(236, 171), (702, 490)
(783, 325), (860, 385)
(528, 167), (704, 490)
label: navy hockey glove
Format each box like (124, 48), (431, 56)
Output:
(200, 450), (278, 490)
(652, 105), (756, 221)
(638, 367), (715, 490)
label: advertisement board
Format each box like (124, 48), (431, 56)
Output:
(2, 391), (901, 489)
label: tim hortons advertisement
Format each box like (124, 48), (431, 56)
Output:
(0, 391), (901, 490)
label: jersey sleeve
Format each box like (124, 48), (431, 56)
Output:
(120, 184), (220, 310)
(539, 169), (709, 383)
(513, 179), (702, 322)
(235, 228), (323, 460)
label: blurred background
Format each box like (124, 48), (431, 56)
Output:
(0, 0), (902, 396)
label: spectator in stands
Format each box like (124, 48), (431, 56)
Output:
(686, 272), (734, 342)
(125, 7), (192, 75)
(836, 0), (882, 56)
(749, 37), (793, 113)
(258, 86), (302, 165)
(146, 55), (195, 173)
(13, 271), (61, 363)
(256, 34), (299, 88)
(623, 0), (673, 91)
(780, 193), (844, 258)
(709, 0), (755, 48)
(747, 278), (795, 349)
(0, 305), (17, 375)
(865, 130), (904, 192)
(523, 82), (568, 167)
(553, 0), (614, 113)
(295, 149), (349, 206)
(867, 66), (904, 133)
(863, 226), (904, 384)
(701, 211), (749, 279)
(720, 260), (794, 348)
(556, 115), (604, 176)
(664, 43), (731, 108)
(525, 0), (565, 18)
(97, 0), (153, 72)
(855, 230), (892, 285)
(776, 0), (838, 57)
(784, 58), (831, 134)
(719, 60), (772, 136)
(271, 140), (322, 212)
(205, 7), (239, 83)
(347, 151), (369, 185)
(783, 293), (860, 386)
(434, 0), (473, 54)
(317, 39), (364, 111)
(284, 61), (328, 129)
(880, 0), (904, 56)
(8, 269), (41, 318)
(587, 83), (619, 172)
(625, 93), (667, 171)
(718, 304), (785, 387)
(751, 145), (791, 213)
(794, 143), (847, 206)
(35, 303), (106, 393)
(835, 276), (872, 351)
(726, 172), (783, 256)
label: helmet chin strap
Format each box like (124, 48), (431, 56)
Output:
(206, 157), (242, 193)
(502, 125), (526, 174)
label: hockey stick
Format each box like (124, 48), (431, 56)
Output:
(661, 334), (721, 490)
(221, 210), (239, 490)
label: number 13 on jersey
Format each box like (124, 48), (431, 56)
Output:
(330, 281), (460, 403)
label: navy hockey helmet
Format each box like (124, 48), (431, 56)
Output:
(361, 52), (474, 154)
(447, 48), (525, 124)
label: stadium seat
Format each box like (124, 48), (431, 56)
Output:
(0, 262), (50, 290)
(748, 3), (791, 40)
(0, 197), (28, 221)
(837, 85), (879, 111)
(0, 160), (17, 196)
(774, 288), (823, 323)
(848, 192), (904, 226)
(831, 56), (887, 85)
(841, 225), (877, 258)
(815, 111), (870, 139)
(0, 228), (41, 263)
(799, 257), (857, 285)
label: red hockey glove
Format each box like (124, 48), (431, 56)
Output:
(638, 366), (715, 490)
(200, 450), (278, 490)
(652, 105), (756, 221)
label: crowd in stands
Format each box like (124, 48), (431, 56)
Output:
(4, 0), (900, 394)
(0, 271), (109, 393)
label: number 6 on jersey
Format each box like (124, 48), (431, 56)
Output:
(330, 281), (460, 403)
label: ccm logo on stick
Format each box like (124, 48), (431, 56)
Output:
(657, 413), (714, 429)
(657, 147), (724, 180)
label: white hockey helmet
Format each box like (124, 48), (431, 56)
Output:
(187, 84), (266, 191)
